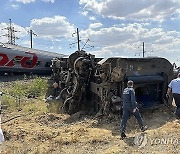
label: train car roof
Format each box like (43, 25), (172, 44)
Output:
(0, 43), (66, 58)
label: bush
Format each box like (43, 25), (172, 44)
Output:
(8, 82), (27, 97)
(6, 77), (48, 99)
(26, 77), (48, 98)
(1, 77), (48, 110)
(1, 95), (16, 109)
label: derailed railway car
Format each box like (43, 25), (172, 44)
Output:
(90, 57), (173, 114)
(49, 50), (174, 115)
(0, 43), (65, 75)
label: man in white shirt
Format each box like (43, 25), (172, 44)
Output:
(167, 73), (180, 118)
(0, 117), (5, 144)
(0, 92), (4, 144)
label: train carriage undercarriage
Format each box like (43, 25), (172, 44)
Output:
(47, 50), (175, 117)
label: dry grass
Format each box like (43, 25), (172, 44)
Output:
(1, 101), (180, 154)
(0, 78), (179, 154)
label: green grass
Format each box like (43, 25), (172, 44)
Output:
(22, 100), (48, 116)
(1, 76), (49, 113)
(1, 95), (16, 108)
(7, 77), (48, 98)
(26, 77), (48, 98)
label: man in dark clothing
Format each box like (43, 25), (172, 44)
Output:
(120, 80), (147, 139)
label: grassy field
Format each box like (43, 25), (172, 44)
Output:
(0, 78), (180, 154)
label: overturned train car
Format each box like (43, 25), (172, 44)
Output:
(50, 50), (174, 115)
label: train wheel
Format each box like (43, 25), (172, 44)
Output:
(62, 96), (81, 115)
(59, 88), (68, 102)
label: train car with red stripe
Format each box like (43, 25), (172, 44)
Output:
(0, 43), (65, 75)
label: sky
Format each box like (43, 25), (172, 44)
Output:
(0, 0), (180, 66)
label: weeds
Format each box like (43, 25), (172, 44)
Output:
(1, 95), (16, 108)
(1, 76), (48, 112)
(26, 77), (48, 98)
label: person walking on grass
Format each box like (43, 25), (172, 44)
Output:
(120, 80), (147, 139)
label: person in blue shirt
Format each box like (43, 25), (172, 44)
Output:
(120, 80), (147, 139)
(167, 73), (180, 118)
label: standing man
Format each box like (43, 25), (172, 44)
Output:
(120, 80), (147, 139)
(0, 118), (4, 144)
(166, 73), (180, 118)
(0, 92), (4, 144)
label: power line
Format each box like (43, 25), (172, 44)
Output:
(81, 39), (89, 50)
(70, 28), (95, 51)
(80, 40), (94, 50)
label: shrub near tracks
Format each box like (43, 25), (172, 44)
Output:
(1, 76), (48, 110)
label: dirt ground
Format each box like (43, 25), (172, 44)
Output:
(0, 102), (180, 154)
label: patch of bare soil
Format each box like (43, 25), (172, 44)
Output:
(0, 106), (180, 154)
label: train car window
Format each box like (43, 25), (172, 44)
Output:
(36, 61), (42, 66)
(14, 57), (22, 62)
(26, 60), (32, 65)
(14, 57), (22, 64)
(45, 62), (51, 67)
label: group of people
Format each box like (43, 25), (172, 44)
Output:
(120, 73), (180, 139)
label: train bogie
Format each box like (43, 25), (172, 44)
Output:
(49, 50), (174, 115)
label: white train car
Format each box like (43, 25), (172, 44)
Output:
(0, 43), (65, 75)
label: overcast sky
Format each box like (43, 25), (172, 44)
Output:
(0, 0), (180, 65)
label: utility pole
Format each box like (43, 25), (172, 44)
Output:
(29, 29), (37, 48)
(9, 19), (13, 44)
(143, 42), (145, 58)
(135, 42), (152, 57)
(70, 28), (93, 51)
(70, 28), (81, 51)
(7, 19), (19, 45)
(0, 19), (19, 45)
(77, 28), (80, 51)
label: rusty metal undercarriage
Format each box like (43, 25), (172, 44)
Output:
(47, 50), (174, 116)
